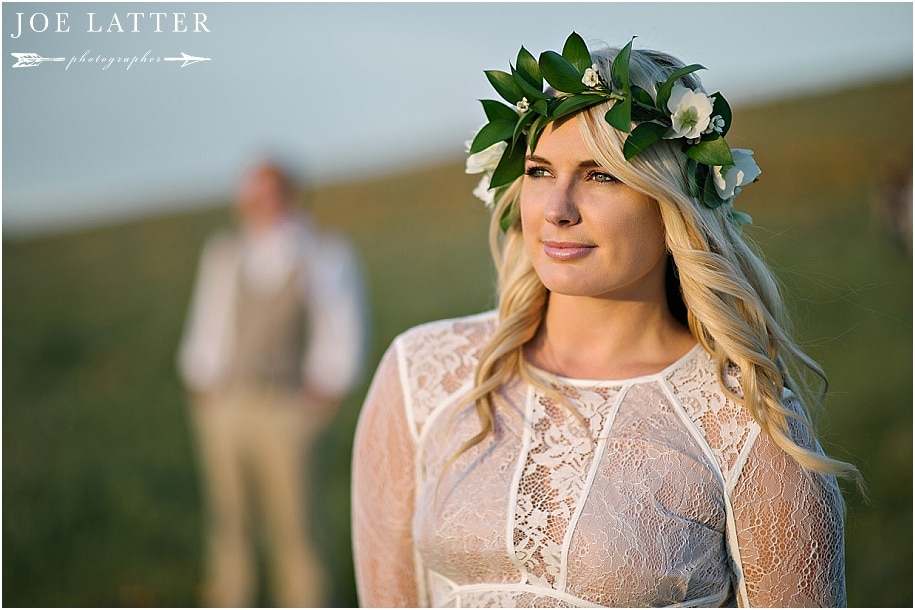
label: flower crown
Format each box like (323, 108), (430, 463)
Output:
(465, 32), (760, 230)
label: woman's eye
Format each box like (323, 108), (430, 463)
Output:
(589, 171), (617, 183)
(524, 166), (550, 178)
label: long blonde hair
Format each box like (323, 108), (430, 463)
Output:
(458, 44), (862, 487)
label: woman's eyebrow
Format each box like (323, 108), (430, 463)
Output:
(525, 154), (602, 170)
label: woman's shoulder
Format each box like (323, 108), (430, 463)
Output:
(662, 345), (747, 401)
(387, 310), (497, 432)
(392, 310), (498, 355)
(663, 348), (762, 479)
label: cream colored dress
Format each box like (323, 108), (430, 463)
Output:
(352, 311), (846, 607)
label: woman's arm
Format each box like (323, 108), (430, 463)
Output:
(351, 344), (421, 607)
(730, 408), (847, 607)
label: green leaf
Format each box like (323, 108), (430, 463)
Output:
(630, 91), (667, 122)
(656, 63), (705, 111)
(710, 91), (732, 136)
(539, 50), (586, 93)
(622, 121), (666, 159)
(490, 139), (526, 189)
(511, 66), (548, 100)
(701, 168), (726, 208)
(485, 70), (523, 104)
(527, 114), (550, 152)
(685, 159), (701, 198)
(688, 163), (718, 208)
(605, 97), (632, 133)
(631, 105), (665, 124)
(515, 46), (542, 90)
(630, 85), (655, 107)
(684, 135), (734, 166)
(562, 31), (592, 73)
(531, 99), (549, 115)
(550, 92), (608, 121)
(728, 209), (753, 227)
(610, 37), (634, 92)
(469, 119), (516, 155)
(511, 110), (536, 148)
(480, 99), (519, 123)
(499, 200), (517, 232)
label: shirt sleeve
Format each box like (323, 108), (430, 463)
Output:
(177, 232), (237, 392)
(729, 400), (847, 607)
(351, 342), (421, 607)
(300, 233), (367, 398)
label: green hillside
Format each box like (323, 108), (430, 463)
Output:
(3, 76), (912, 607)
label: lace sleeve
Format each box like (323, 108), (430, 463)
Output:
(351, 343), (420, 607)
(730, 401), (847, 607)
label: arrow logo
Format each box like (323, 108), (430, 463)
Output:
(163, 52), (210, 68)
(11, 52), (65, 68)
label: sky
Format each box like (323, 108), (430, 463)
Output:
(2, 1), (912, 235)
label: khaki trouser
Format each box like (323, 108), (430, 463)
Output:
(190, 386), (329, 607)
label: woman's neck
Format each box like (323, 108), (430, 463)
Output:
(525, 293), (696, 380)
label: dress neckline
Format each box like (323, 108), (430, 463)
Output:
(523, 343), (703, 387)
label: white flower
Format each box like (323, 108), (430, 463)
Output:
(465, 140), (506, 175)
(516, 97), (530, 113)
(472, 174), (496, 208)
(665, 84), (713, 140)
(704, 114), (725, 135)
(465, 131), (506, 208)
(582, 64), (600, 88)
(712, 149), (761, 201)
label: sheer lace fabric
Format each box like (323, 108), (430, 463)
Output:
(352, 312), (846, 607)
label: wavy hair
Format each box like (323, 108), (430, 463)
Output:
(457, 44), (862, 488)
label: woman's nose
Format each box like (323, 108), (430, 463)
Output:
(545, 184), (581, 227)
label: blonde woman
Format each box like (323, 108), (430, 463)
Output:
(352, 34), (858, 607)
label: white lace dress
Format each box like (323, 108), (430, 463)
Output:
(352, 312), (846, 607)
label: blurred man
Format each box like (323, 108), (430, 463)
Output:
(177, 160), (366, 607)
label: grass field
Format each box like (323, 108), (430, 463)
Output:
(3, 76), (912, 607)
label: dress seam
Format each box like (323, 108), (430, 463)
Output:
(396, 337), (419, 445)
(506, 384), (537, 586)
(557, 383), (629, 592)
(659, 376), (750, 608)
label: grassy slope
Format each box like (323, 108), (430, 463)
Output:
(3, 76), (911, 607)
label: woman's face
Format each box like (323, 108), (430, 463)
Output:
(520, 117), (669, 302)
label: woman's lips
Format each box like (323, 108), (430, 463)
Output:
(543, 241), (595, 261)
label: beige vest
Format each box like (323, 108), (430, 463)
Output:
(228, 259), (308, 393)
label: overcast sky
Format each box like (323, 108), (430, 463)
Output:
(2, 1), (912, 235)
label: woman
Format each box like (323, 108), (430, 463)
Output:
(352, 33), (859, 607)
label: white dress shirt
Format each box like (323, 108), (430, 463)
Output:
(178, 213), (366, 399)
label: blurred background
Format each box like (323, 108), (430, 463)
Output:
(3, 2), (912, 606)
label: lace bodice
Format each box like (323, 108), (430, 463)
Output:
(352, 312), (846, 607)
